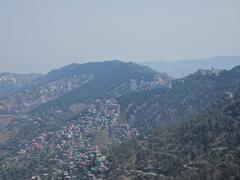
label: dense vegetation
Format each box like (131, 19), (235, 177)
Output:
(108, 89), (240, 180)
(118, 67), (240, 132)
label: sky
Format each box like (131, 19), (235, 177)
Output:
(0, 0), (240, 73)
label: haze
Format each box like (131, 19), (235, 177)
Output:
(0, 0), (240, 73)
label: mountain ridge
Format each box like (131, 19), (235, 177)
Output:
(142, 56), (240, 78)
(117, 65), (240, 132)
(0, 60), (171, 114)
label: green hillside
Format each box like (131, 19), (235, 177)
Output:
(108, 88), (240, 180)
(118, 66), (240, 132)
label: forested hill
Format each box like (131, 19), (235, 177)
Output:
(0, 61), (171, 114)
(34, 61), (158, 84)
(108, 87), (240, 180)
(31, 61), (171, 114)
(118, 66), (240, 132)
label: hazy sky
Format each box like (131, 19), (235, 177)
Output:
(0, 0), (240, 73)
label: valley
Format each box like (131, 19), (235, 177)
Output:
(1, 1), (239, 179)
(0, 60), (240, 180)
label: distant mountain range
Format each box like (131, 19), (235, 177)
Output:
(142, 56), (240, 78)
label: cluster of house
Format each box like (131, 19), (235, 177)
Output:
(129, 75), (168, 92)
(31, 125), (110, 179)
(0, 74), (93, 113)
(197, 68), (222, 76)
(109, 124), (139, 144)
(1, 122), (110, 179)
(1, 99), (139, 179)
(0, 74), (18, 84)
